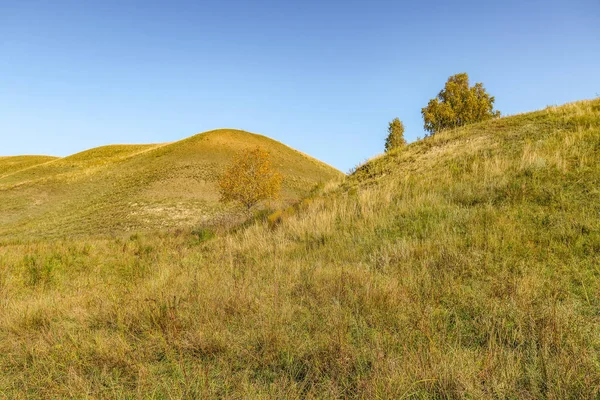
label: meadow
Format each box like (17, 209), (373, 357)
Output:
(0, 99), (599, 398)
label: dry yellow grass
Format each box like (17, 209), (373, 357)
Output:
(0, 99), (599, 398)
(0, 155), (58, 178)
(0, 130), (342, 239)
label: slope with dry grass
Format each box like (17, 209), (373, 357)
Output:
(0, 130), (342, 239)
(0, 155), (58, 178)
(0, 99), (599, 398)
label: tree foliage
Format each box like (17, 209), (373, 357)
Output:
(421, 73), (500, 135)
(384, 118), (406, 152)
(218, 147), (283, 210)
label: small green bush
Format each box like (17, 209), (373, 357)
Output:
(191, 228), (216, 243)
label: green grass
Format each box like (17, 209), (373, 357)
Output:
(0, 130), (342, 239)
(0, 99), (599, 398)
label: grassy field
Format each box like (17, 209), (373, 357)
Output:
(0, 155), (58, 178)
(0, 99), (599, 398)
(0, 130), (342, 239)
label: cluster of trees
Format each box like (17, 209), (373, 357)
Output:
(384, 72), (500, 152)
(219, 73), (500, 211)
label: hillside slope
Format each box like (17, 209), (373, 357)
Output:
(0, 130), (342, 238)
(0, 99), (598, 398)
(0, 155), (58, 178)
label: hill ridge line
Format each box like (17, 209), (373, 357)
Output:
(0, 142), (173, 183)
(0, 157), (60, 180)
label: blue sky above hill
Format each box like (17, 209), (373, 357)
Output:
(1, 0), (599, 171)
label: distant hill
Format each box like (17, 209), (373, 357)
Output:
(0, 155), (59, 177)
(0, 129), (342, 238)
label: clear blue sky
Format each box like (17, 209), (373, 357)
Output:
(2, 0), (599, 172)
